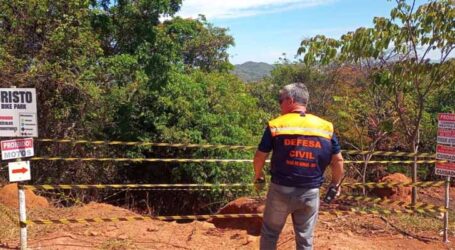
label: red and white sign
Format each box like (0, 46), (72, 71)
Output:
(1, 138), (34, 160)
(438, 129), (455, 137)
(438, 113), (455, 130)
(437, 144), (455, 155)
(8, 161), (31, 182)
(436, 113), (455, 177)
(435, 162), (455, 176)
(439, 113), (455, 122)
(436, 146), (455, 161)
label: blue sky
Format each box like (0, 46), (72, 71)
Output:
(176, 0), (428, 64)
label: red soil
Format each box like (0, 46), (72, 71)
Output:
(211, 197), (265, 235)
(0, 183), (49, 209)
(0, 186), (452, 249)
(372, 173), (412, 201)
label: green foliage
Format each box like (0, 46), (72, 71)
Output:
(386, 165), (408, 175)
(249, 61), (335, 117)
(297, 0), (454, 155)
(0, 0), (452, 215)
(297, 35), (340, 65)
(89, 0), (182, 54)
(162, 16), (235, 72)
(0, 0), (262, 214)
(150, 71), (267, 145)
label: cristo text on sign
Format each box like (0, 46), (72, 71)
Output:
(0, 88), (38, 137)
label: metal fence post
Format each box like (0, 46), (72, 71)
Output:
(444, 176), (450, 243)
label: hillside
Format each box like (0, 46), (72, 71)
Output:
(232, 61), (274, 82)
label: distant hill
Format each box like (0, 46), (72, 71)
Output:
(232, 61), (274, 82)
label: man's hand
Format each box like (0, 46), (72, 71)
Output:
(330, 152), (344, 188)
(253, 150), (269, 193)
(254, 176), (266, 193)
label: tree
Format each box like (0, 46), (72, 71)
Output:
(250, 60), (337, 117)
(328, 66), (397, 194)
(161, 16), (235, 72)
(89, 0), (182, 55)
(298, 0), (454, 203)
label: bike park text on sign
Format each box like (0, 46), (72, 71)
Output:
(0, 88), (38, 137)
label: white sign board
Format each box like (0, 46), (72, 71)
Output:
(436, 113), (455, 177)
(0, 88), (38, 137)
(1, 138), (34, 160)
(8, 161), (31, 182)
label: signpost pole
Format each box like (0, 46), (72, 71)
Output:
(444, 176), (450, 243)
(0, 87), (37, 250)
(436, 113), (455, 242)
(18, 181), (27, 249)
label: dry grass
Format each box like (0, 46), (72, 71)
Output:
(385, 211), (455, 237)
(0, 203), (18, 241)
(100, 238), (138, 250)
(0, 204), (64, 245)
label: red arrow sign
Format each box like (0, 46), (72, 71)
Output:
(12, 167), (28, 174)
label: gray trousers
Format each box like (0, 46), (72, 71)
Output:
(260, 183), (320, 250)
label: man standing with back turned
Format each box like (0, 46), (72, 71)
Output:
(253, 82), (344, 250)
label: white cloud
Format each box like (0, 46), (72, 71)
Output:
(177, 0), (336, 19)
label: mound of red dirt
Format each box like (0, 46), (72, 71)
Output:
(0, 183), (49, 209)
(372, 173), (412, 202)
(67, 202), (138, 218)
(211, 197), (264, 235)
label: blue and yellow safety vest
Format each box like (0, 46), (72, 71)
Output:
(267, 113), (335, 188)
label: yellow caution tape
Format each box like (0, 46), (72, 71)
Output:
(342, 150), (435, 158)
(344, 160), (446, 164)
(29, 157), (255, 163)
(37, 138), (435, 158)
(338, 195), (446, 211)
(37, 139), (256, 150)
(27, 214), (261, 225)
(26, 207), (441, 225)
(342, 181), (445, 189)
(320, 207), (443, 216)
(27, 157), (446, 164)
(24, 181), (444, 191)
(36, 189), (84, 205)
(24, 183), (253, 190)
(119, 187), (248, 192)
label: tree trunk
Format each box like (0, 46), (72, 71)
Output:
(362, 154), (372, 196)
(411, 129), (420, 205)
